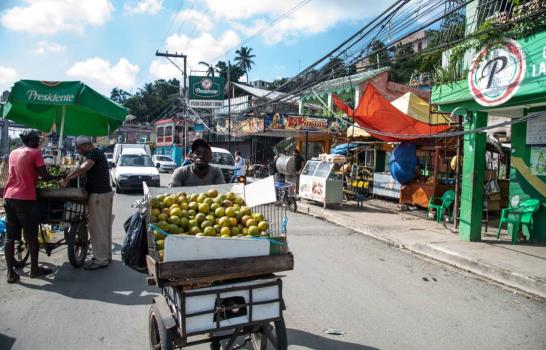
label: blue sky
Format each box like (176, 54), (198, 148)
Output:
(0, 0), (394, 95)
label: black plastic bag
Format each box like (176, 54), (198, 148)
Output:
(121, 210), (149, 273)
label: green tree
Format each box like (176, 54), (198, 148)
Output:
(110, 88), (131, 103)
(215, 60), (244, 83)
(199, 61), (215, 77)
(234, 46), (256, 83)
(367, 39), (389, 69)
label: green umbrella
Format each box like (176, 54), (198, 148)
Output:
(2, 80), (128, 139)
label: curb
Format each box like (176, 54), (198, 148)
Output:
(297, 202), (546, 300)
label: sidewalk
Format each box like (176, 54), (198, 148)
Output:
(297, 199), (546, 300)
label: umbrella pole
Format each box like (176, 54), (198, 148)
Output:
(57, 105), (66, 164)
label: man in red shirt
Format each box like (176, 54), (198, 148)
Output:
(4, 130), (62, 283)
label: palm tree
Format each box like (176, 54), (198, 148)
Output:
(234, 46), (255, 83)
(198, 61), (215, 77)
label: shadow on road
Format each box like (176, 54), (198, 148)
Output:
(0, 333), (16, 350)
(287, 329), (380, 350)
(15, 260), (157, 306)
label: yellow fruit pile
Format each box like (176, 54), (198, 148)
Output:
(151, 189), (270, 258)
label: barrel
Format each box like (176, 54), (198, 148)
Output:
(276, 155), (297, 175)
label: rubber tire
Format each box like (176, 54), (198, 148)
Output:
(149, 304), (174, 350)
(66, 221), (89, 268)
(13, 239), (30, 268)
(251, 317), (288, 350)
(116, 184), (123, 194)
(287, 198), (297, 213)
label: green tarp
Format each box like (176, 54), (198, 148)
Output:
(2, 80), (127, 136)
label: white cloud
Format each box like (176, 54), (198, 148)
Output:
(33, 41), (66, 54)
(175, 9), (214, 33)
(0, 66), (17, 92)
(204, 0), (393, 45)
(124, 0), (163, 15)
(66, 57), (139, 93)
(150, 30), (240, 79)
(1, 0), (114, 35)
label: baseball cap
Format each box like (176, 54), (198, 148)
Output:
(75, 135), (92, 146)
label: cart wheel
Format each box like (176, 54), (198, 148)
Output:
(66, 221), (89, 268)
(287, 198), (297, 213)
(149, 304), (174, 350)
(251, 317), (288, 350)
(13, 239), (30, 268)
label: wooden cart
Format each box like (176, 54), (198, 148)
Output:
(141, 184), (294, 350)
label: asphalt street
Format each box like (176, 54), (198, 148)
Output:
(1, 174), (545, 349)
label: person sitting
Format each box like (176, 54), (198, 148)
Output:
(169, 139), (225, 187)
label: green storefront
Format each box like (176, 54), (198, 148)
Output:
(432, 31), (546, 243)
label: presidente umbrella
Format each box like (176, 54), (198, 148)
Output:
(2, 80), (128, 152)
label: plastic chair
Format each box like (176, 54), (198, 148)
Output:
(497, 199), (541, 243)
(427, 189), (456, 223)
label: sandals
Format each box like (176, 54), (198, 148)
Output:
(30, 266), (53, 278)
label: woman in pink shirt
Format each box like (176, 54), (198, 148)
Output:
(4, 130), (62, 283)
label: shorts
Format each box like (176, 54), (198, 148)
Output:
(4, 199), (40, 241)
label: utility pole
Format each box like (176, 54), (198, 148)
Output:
(227, 60), (231, 152)
(155, 51), (188, 157)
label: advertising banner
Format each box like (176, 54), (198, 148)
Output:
(188, 76), (225, 109)
(264, 113), (346, 132)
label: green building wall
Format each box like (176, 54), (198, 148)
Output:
(509, 110), (546, 243)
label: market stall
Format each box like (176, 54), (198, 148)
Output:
(140, 178), (293, 349)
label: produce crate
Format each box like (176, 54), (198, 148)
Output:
(142, 182), (294, 288)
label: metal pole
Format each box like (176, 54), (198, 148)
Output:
(184, 56), (188, 156)
(305, 131), (309, 161)
(57, 105), (66, 163)
(227, 61), (231, 152)
(453, 114), (463, 229)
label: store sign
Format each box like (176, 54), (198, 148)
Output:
(188, 100), (223, 109)
(264, 113), (341, 131)
(468, 39), (526, 107)
(188, 76), (224, 109)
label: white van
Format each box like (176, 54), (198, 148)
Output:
(113, 144), (151, 164)
(210, 147), (235, 182)
(111, 148), (160, 193)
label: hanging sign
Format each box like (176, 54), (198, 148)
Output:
(468, 39), (526, 107)
(188, 76), (224, 109)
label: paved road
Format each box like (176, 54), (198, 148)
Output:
(1, 175), (545, 349)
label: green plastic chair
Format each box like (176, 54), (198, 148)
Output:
(427, 190), (456, 223)
(497, 199), (541, 243)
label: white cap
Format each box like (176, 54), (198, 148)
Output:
(75, 135), (92, 146)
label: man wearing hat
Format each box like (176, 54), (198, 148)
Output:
(62, 136), (113, 270)
(169, 139), (225, 187)
(4, 130), (63, 283)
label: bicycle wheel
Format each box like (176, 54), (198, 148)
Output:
(250, 317), (288, 350)
(66, 220), (89, 268)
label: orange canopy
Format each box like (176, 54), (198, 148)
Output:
(350, 84), (451, 142)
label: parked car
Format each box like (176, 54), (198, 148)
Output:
(152, 155), (177, 173)
(210, 147), (235, 182)
(111, 149), (160, 193)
